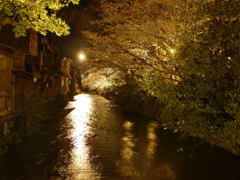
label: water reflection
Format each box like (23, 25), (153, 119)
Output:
(1, 94), (240, 179)
(146, 121), (176, 180)
(59, 94), (101, 179)
(147, 121), (158, 163)
(57, 95), (177, 180)
(117, 120), (176, 180)
(118, 121), (140, 179)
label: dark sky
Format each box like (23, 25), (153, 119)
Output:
(53, 0), (96, 61)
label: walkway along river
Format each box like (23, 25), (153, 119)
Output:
(0, 94), (240, 180)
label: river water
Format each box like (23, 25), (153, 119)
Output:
(0, 94), (240, 180)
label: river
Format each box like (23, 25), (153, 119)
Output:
(0, 94), (240, 180)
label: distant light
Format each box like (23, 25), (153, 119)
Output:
(79, 53), (85, 60)
(33, 77), (37, 83)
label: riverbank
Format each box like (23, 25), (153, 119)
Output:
(0, 95), (69, 157)
(104, 84), (240, 157)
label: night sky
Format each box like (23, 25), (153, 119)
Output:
(54, 0), (95, 61)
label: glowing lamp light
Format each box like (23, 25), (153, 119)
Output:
(79, 53), (85, 60)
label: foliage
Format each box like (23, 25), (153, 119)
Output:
(76, 0), (240, 154)
(21, 85), (49, 135)
(0, 0), (81, 37)
(0, 90), (68, 157)
(0, 86), (46, 156)
(0, 129), (22, 157)
(81, 0), (179, 81)
(156, 0), (240, 154)
(82, 67), (125, 92)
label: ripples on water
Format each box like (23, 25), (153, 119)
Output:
(53, 94), (240, 180)
(1, 94), (240, 180)
(55, 95), (101, 179)
(54, 94), (178, 180)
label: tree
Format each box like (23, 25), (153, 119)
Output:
(81, 0), (180, 84)
(0, 0), (81, 37)
(159, 0), (240, 151)
(81, 0), (240, 154)
(82, 67), (125, 92)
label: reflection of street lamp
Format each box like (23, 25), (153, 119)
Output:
(79, 53), (85, 61)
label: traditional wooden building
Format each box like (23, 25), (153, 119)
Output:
(0, 25), (38, 116)
(60, 57), (72, 95)
(0, 25), (79, 137)
(39, 36), (63, 98)
(0, 25), (39, 140)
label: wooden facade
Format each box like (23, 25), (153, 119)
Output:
(0, 24), (79, 127)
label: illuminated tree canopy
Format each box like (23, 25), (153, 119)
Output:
(0, 0), (81, 37)
(82, 0), (180, 82)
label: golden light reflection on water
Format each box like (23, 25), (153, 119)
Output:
(118, 121), (141, 179)
(58, 95), (176, 180)
(147, 121), (177, 180)
(63, 94), (101, 180)
(147, 121), (159, 162)
(118, 120), (176, 180)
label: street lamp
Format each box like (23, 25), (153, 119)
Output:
(79, 53), (85, 60)
(77, 53), (86, 92)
